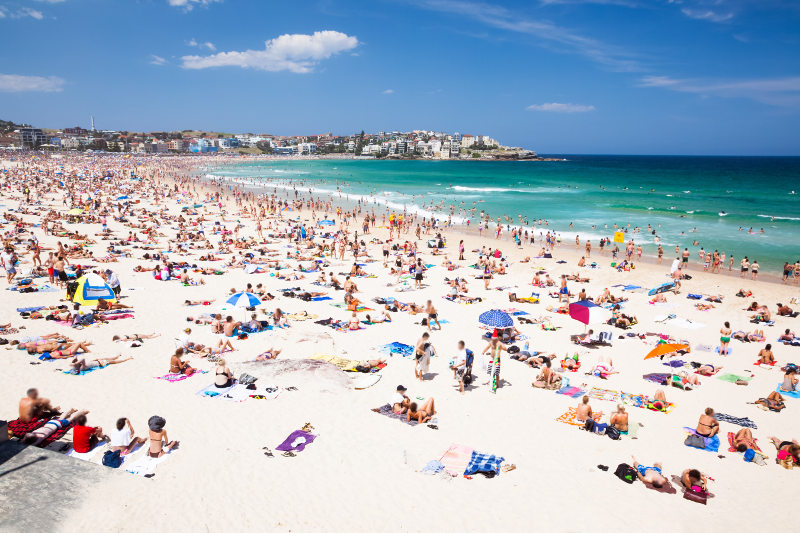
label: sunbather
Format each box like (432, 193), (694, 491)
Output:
(22, 409), (86, 446)
(170, 348), (195, 375)
(214, 358), (234, 388)
(72, 413), (108, 452)
(406, 397), (436, 424)
(732, 428), (763, 454)
(768, 436), (800, 464)
(681, 469), (708, 491)
(632, 456), (667, 488)
(19, 388), (60, 423)
(780, 368), (798, 392)
(576, 395), (600, 422)
(147, 415), (178, 458)
(255, 346), (282, 361)
(696, 407), (719, 438)
(757, 344), (775, 365)
(112, 333), (161, 342)
(696, 364), (721, 376)
(70, 354), (132, 373)
(610, 404), (629, 432)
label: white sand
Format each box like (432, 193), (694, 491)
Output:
(1, 154), (799, 532)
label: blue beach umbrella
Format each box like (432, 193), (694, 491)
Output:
(226, 292), (262, 308)
(318, 219), (334, 226)
(478, 309), (514, 329)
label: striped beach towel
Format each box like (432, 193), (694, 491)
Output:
(439, 444), (474, 477)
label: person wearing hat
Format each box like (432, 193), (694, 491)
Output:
(147, 415), (178, 458)
(391, 385), (410, 414)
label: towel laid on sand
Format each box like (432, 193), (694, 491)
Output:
(556, 407), (601, 426)
(464, 451), (505, 476)
(683, 428), (720, 453)
(714, 413), (757, 429)
(275, 430), (316, 452)
(66, 442), (107, 461)
(717, 373), (751, 383)
(439, 444), (475, 477)
(125, 449), (174, 477)
(727, 432), (763, 453)
(372, 404), (417, 426)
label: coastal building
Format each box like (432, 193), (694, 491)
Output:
(17, 128), (48, 148)
(297, 142), (317, 155)
(461, 134), (475, 149)
(61, 137), (80, 150)
(189, 139), (218, 153)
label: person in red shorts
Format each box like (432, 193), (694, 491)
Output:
(72, 413), (107, 453)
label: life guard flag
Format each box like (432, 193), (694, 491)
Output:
(614, 231), (625, 243)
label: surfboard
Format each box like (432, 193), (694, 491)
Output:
(648, 282), (675, 296)
(354, 373), (382, 390)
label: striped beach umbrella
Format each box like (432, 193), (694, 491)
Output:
(226, 292), (262, 308)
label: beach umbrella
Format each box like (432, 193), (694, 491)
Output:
(318, 219), (334, 226)
(478, 309), (514, 329)
(281, 206), (294, 213)
(67, 208), (84, 215)
(116, 195), (129, 200)
(72, 273), (116, 306)
(226, 292), (262, 308)
(644, 343), (689, 360)
(568, 300), (607, 326)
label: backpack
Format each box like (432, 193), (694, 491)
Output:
(102, 450), (123, 468)
(606, 426), (621, 440)
(614, 463), (637, 484)
(583, 418), (596, 432)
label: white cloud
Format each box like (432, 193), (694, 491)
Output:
(638, 75), (800, 108)
(150, 55), (168, 66)
(680, 7), (733, 22)
(414, 0), (640, 72)
(382, 89), (394, 94)
(2, 7), (45, 19)
(526, 102), (595, 112)
(0, 74), (64, 92)
(188, 38), (215, 50)
(181, 31), (359, 73)
(168, 0), (222, 11)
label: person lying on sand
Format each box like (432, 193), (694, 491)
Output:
(96, 298), (132, 311)
(681, 469), (708, 492)
(22, 409), (86, 446)
(70, 354), (132, 373)
(31, 341), (93, 359)
(255, 346), (282, 361)
(113, 333), (161, 342)
(406, 398), (436, 424)
(632, 456), (667, 488)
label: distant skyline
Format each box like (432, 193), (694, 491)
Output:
(1, 0), (799, 155)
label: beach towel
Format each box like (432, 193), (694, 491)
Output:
(777, 385), (800, 398)
(714, 413), (757, 429)
(642, 373), (671, 385)
(155, 370), (207, 382)
(663, 360), (687, 368)
(439, 444), (475, 477)
(715, 346), (734, 355)
(311, 354), (360, 371)
(7, 417), (47, 438)
(379, 342), (414, 358)
(371, 404), (416, 426)
(61, 366), (102, 376)
(125, 449), (174, 477)
(275, 430), (316, 452)
(66, 442), (107, 462)
(683, 428), (720, 453)
(556, 407), (601, 426)
(310, 296), (332, 301)
(717, 373), (751, 384)
(420, 460), (445, 475)
(196, 382), (235, 398)
(464, 451), (505, 476)
(727, 432), (763, 453)
(248, 385), (281, 401)
(586, 388), (621, 403)
(556, 385), (586, 398)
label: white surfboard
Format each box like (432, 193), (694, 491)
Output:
(354, 373), (382, 390)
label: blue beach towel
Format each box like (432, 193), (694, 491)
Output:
(777, 385), (800, 399)
(464, 451), (505, 476)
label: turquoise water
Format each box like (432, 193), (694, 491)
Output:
(207, 156), (800, 272)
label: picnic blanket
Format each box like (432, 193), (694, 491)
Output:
(311, 354), (360, 371)
(464, 451), (505, 476)
(439, 444), (475, 477)
(275, 430), (316, 452)
(683, 427), (720, 453)
(727, 432), (763, 453)
(371, 404), (416, 426)
(556, 407), (601, 426)
(714, 413), (757, 429)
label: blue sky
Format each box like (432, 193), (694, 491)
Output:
(1, 0), (799, 154)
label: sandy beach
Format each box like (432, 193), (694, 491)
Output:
(1, 152), (799, 533)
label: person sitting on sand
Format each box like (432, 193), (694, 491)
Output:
(255, 346), (282, 361)
(632, 456), (667, 488)
(757, 344), (775, 365)
(170, 348), (195, 376)
(681, 469), (708, 492)
(610, 404), (629, 432)
(348, 312), (361, 331)
(777, 303), (794, 317)
(696, 407), (719, 438)
(22, 409), (86, 446)
(576, 395), (601, 422)
(391, 385), (410, 414)
(223, 316), (242, 336)
(779, 329), (795, 342)
(19, 388), (60, 423)
(147, 415), (178, 458)
(72, 413), (108, 453)
(214, 359), (234, 388)
(406, 398), (436, 424)
(109, 417), (146, 456)
(70, 354), (132, 373)
(533, 359), (559, 389)
(780, 368), (798, 392)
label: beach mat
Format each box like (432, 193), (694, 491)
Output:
(372, 404), (416, 426)
(717, 373), (751, 384)
(727, 432), (763, 453)
(683, 428), (720, 453)
(275, 430), (316, 452)
(585, 388), (621, 403)
(556, 407), (601, 427)
(555, 385), (585, 398)
(125, 449), (175, 477)
(439, 444), (474, 477)
(155, 370), (208, 383)
(777, 385), (800, 398)
(311, 354), (359, 371)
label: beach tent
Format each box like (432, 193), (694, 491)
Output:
(644, 343), (689, 360)
(568, 300), (607, 327)
(478, 309), (514, 329)
(72, 273), (116, 306)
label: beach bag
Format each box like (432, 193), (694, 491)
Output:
(238, 373), (257, 386)
(685, 434), (706, 449)
(613, 463), (637, 484)
(683, 486), (708, 505)
(102, 450), (123, 469)
(606, 427), (621, 440)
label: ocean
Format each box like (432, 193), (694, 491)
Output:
(206, 155), (800, 272)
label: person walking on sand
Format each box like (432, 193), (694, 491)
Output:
(482, 331), (507, 393)
(720, 321), (732, 356)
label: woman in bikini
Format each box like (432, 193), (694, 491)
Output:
(719, 321), (732, 355)
(214, 358), (234, 388)
(147, 416), (178, 458)
(70, 354), (132, 373)
(696, 407), (719, 437)
(170, 348), (194, 375)
(406, 398), (436, 424)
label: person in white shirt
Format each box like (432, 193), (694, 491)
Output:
(450, 340), (469, 393)
(105, 269), (121, 296)
(391, 385), (410, 414)
(109, 417), (145, 455)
